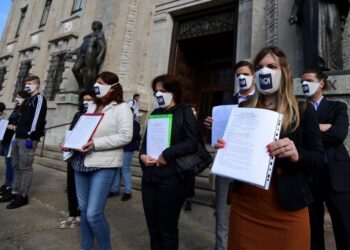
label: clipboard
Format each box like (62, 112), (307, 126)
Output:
(63, 113), (104, 150)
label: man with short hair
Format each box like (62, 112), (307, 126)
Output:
(204, 61), (256, 250)
(6, 75), (47, 209)
(128, 93), (140, 118)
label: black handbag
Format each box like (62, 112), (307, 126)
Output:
(176, 141), (213, 175)
(175, 106), (213, 175)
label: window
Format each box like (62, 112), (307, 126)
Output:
(39, 0), (52, 27)
(15, 6), (27, 38)
(44, 51), (67, 101)
(71, 0), (83, 14)
(0, 67), (7, 91)
(13, 61), (32, 100)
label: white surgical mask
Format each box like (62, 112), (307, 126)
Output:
(94, 82), (116, 98)
(301, 81), (320, 97)
(255, 67), (282, 95)
(236, 74), (254, 90)
(24, 84), (37, 93)
(83, 100), (93, 112)
(155, 91), (173, 108)
(15, 98), (24, 106)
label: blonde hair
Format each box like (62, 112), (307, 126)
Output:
(245, 47), (300, 132)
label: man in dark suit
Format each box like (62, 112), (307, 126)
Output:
(204, 61), (256, 250)
(301, 69), (350, 250)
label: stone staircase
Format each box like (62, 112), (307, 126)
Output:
(34, 145), (216, 207)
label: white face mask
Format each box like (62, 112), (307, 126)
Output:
(15, 98), (24, 106)
(155, 91), (173, 108)
(301, 81), (320, 97)
(83, 100), (93, 112)
(94, 83), (116, 98)
(255, 67), (282, 95)
(24, 84), (37, 93)
(236, 74), (254, 90)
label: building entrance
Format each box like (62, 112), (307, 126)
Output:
(169, 3), (237, 139)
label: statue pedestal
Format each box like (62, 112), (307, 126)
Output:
(43, 93), (79, 148)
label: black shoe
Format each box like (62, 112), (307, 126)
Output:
(0, 192), (16, 202)
(6, 195), (28, 209)
(0, 185), (7, 193)
(121, 193), (132, 201)
(184, 201), (192, 213)
(108, 192), (120, 198)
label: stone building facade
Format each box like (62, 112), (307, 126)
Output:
(0, 0), (349, 150)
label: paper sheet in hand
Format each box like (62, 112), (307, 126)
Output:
(211, 108), (283, 189)
(211, 105), (238, 146)
(146, 114), (172, 159)
(63, 130), (74, 161)
(0, 119), (9, 141)
(63, 114), (104, 150)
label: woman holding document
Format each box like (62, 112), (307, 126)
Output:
(216, 47), (324, 250)
(139, 74), (199, 250)
(70, 71), (133, 250)
(0, 91), (29, 201)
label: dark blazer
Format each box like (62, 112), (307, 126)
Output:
(234, 102), (324, 211)
(316, 97), (350, 192)
(139, 105), (199, 179)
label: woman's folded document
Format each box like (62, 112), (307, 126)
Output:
(211, 108), (283, 190)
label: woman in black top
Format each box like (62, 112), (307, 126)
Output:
(59, 90), (95, 229)
(0, 91), (29, 199)
(139, 74), (199, 250)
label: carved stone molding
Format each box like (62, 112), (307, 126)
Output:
(178, 11), (234, 40)
(266, 0), (278, 46)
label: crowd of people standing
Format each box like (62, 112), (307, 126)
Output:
(0, 45), (349, 250)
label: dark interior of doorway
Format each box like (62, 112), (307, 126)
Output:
(173, 30), (235, 141)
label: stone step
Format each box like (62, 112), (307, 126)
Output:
(34, 154), (216, 206)
(34, 156), (67, 172)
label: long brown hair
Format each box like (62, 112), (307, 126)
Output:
(246, 47), (300, 132)
(94, 71), (124, 106)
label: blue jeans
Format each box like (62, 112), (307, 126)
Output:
(110, 151), (133, 194)
(75, 168), (116, 250)
(2, 142), (13, 187)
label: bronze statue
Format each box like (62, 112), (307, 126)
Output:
(66, 21), (106, 90)
(289, 0), (349, 70)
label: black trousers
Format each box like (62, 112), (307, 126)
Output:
(309, 167), (350, 250)
(67, 162), (80, 217)
(142, 175), (187, 250)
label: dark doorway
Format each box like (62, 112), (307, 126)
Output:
(169, 4), (237, 140)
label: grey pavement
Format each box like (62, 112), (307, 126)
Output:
(0, 161), (336, 250)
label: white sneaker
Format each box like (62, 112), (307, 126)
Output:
(59, 217), (79, 229)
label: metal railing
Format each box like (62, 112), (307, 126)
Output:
(40, 122), (71, 157)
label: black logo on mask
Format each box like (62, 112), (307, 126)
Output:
(239, 78), (247, 88)
(302, 84), (310, 93)
(259, 73), (273, 90)
(157, 96), (165, 106)
(94, 86), (100, 95)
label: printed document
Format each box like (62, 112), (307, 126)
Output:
(63, 114), (104, 150)
(146, 114), (173, 159)
(0, 119), (9, 141)
(211, 108), (283, 189)
(211, 105), (238, 146)
(63, 130), (74, 161)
